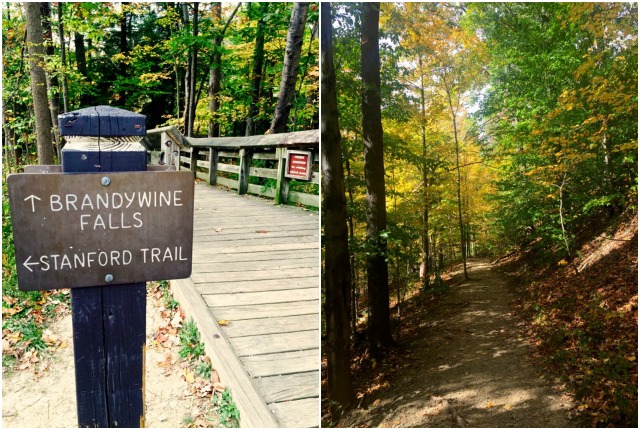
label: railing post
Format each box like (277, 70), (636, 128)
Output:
(238, 148), (251, 195)
(274, 147), (289, 204)
(209, 148), (218, 185)
(190, 147), (199, 174)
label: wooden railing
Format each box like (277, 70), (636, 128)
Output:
(145, 126), (319, 208)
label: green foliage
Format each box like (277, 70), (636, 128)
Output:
(214, 388), (241, 428)
(469, 2), (638, 258)
(178, 319), (205, 360)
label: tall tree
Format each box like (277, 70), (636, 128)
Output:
(24, 1), (54, 164)
(321, 2), (355, 415)
(246, 2), (269, 136)
(40, 2), (60, 153)
(269, 2), (308, 133)
(184, 2), (199, 137)
(208, 2), (240, 138)
(361, 1), (393, 358)
(57, 2), (69, 113)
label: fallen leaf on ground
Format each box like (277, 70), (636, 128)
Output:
(217, 320), (230, 326)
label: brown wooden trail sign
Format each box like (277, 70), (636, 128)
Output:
(7, 170), (194, 291)
(7, 106), (195, 428)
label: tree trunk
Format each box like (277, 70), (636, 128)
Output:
(40, 2), (60, 156)
(361, 1), (393, 358)
(269, 2), (308, 134)
(57, 2), (69, 114)
(419, 55), (430, 289)
(246, 2), (269, 136)
(445, 80), (469, 280)
(119, 2), (129, 104)
(25, 2), (55, 165)
(74, 31), (92, 107)
(321, 3), (355, 416)
(208, 2), (240, 138)
(183, 2), (198, 137)
(208, 3), (222, 138)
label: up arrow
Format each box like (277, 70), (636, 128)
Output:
(24, 195), (42, 213)
(23, 256), (40, 272)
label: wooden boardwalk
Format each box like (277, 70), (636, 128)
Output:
(171, 183), (319, 428)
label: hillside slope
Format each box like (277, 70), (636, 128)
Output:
(499, 214), (638, 427)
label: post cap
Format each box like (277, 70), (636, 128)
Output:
(59, 106), (146, 137)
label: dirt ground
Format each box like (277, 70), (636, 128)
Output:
(2, 294), (207, 428)
(338, 259), (583, 428)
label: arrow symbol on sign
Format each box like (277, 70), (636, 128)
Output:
(23, 256), (40, 272)
(24, 195), (42, 212)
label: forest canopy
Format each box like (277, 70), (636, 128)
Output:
(3, 2), (319, 169)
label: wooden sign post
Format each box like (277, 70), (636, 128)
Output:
(7, 106), (194, 427)
(63, 106), (148, 428)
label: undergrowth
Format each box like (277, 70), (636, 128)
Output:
(161, 282), (240, 428)
(504, 215), (638, 427)
(2, 181), (70, 374)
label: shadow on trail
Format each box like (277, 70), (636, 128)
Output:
(340, 259), (581, 428)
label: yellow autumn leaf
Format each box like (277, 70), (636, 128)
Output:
(503, 404), (512, 410)
(625, 355), (636, 362)
(217, 320), (231, 326)
(485, 402), (494, 409)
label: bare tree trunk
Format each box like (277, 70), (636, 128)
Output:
(183, 2), (199, 137)
(269, 2), (308, 134)
(321, 2), (355, 416)
(25, 1), (54, 165)
(418, 55), (430, 288)
(445, 81), (468, 280)
(361, 2), (393, 358)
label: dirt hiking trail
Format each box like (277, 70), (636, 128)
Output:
(339, 259), (582, 428)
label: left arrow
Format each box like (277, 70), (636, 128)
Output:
(23, 256), (40, 272)
(24, 195), (42, 213)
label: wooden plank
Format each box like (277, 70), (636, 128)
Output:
(288, 191), (320, 208)
(247, 183), (277, 198)
(250, 166), (277, 179)
(193, 241), (317, 255)
(217, 162), (239, 173)
(195, 277), (318, 295)
(192, 258), (318, 273)
(254, 372), (318, 403)
(192, 221), (318, 233)
(229, 330), (319, 356)
(202, 287), (318, 307)
(270, 398), (319, 428)
(210, 301), (317, 320)
(193, 235), (319, 248)
(241, 350), (318, 378)
(170, 278), (279, 428)
(191, 250), (318, 264)
(221, 314), (318, 338)
(193, 232), (318, 244)
(216, 176), (237, 189)
(192, 267), (317, 284)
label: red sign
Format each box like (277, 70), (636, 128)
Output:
(285, 150), (313, 181)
